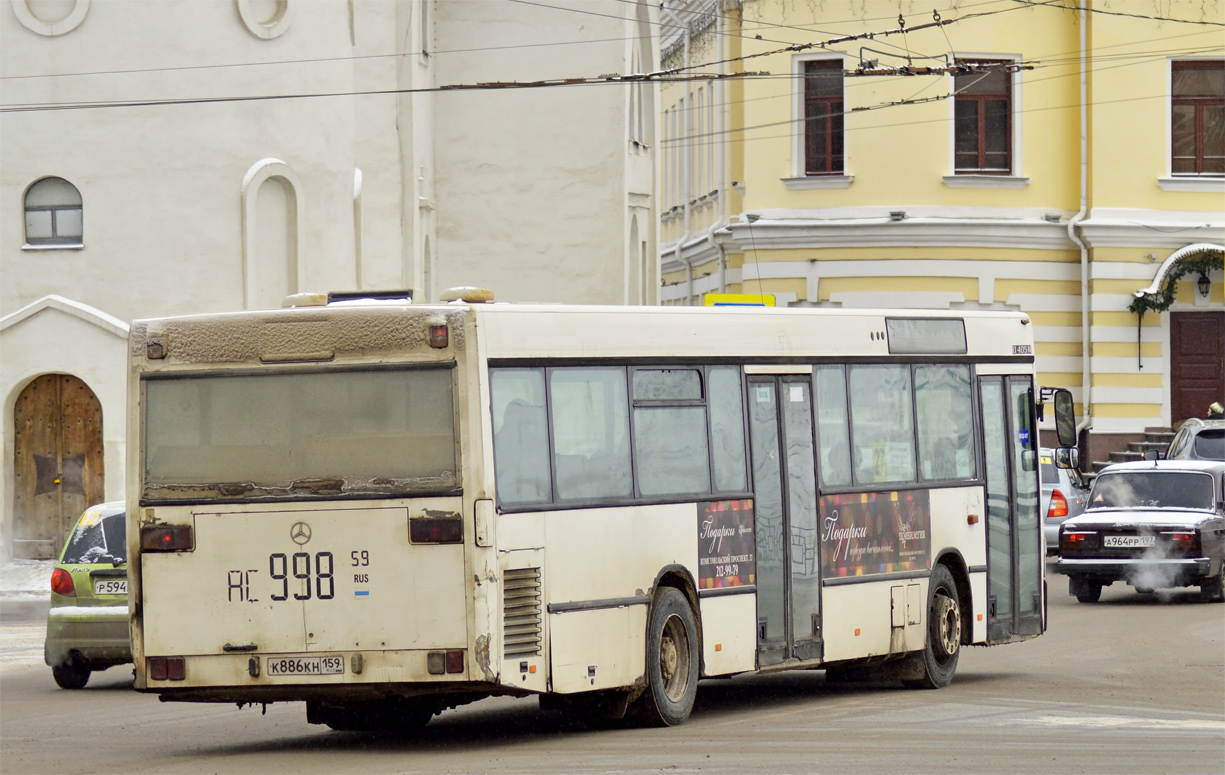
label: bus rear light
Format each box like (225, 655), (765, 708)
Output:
(141, 524), (193, 552)
(410, 517), (463, 544)
(425, 650), (465, 675)
(147, 656), (186, 681)
(427, 652), (444, 675)
(50, 568), (75, 596)
(1047, 490), (1068, 518)
(428, 324), (448, 349)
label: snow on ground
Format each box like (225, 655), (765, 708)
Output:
(0, 559), (54, 598)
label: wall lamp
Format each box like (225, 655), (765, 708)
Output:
(1197, 272), (1211, 299)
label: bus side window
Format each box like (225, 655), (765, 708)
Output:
(915, 365), (976, 481)
(707, 367), (747, 492)
(633, 369), (711, 496)
(491, 369), (552, 505)
(550, 368), (633, 500)
(814, 365), (851, 488)
(848, 365), (916, 485)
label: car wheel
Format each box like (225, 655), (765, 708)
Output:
(1075, 582), (1103, 603)
(627, 587), (699, 727)
(52, 660), (91, 690)
(1200, 571), (1225, 604)
(903, 564), (961, 690)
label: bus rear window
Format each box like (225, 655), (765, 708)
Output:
(143, 368), (457, 502)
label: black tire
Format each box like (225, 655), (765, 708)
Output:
(903, 564), (961, 690)
(627, 587), (699, 727)
(306, 699), (433, 733)
(1200, 571), (1225, 603)
(52, 660), (91, 690)
(1075, 582), (1103, 604)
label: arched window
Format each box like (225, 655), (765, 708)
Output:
(24, 177), (83, 247)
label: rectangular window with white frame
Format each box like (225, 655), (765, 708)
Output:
(802, 58), (844, 175)
(953, 59), (1013, 174)
(1171, 60), (1224, 176)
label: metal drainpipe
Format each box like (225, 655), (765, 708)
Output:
(662, 7), (695, 304)
(1068, 3), (1092, 443)
(681, 18), (694, 304)
(715, 7), (727, 292)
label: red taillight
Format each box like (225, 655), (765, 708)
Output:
(140, 524), (193, 552)
(1061, 531), (1096, 552)
(410, 517), (463, 544)
(445, 650), (465, 674)
(50, 568), (75, 596)
(1047, 489), (1069, 518)
(1165, 531), (1200, 554)
(428, 323), (448, 349)
(147, 656), (186, 681)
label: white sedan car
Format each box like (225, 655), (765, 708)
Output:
(1054, 460), (1225, 603)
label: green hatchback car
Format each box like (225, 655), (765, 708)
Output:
(45, 502), (132, 689)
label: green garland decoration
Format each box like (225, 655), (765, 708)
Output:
(1127, 253), (1223, 315)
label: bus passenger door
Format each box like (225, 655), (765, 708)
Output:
(747, 374), (823, 667)
(979, 376), (1043, 641)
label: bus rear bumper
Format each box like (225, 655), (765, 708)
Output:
(134, 648), (524, 703)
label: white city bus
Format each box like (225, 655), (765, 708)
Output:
(127, 292), (1074, 730)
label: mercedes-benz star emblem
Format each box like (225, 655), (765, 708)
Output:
(290, 521), (312, 545)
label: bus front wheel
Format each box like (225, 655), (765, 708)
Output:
(903, 564), (961, 690)
(629, 587), (699, 727)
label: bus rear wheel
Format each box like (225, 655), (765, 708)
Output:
(628, 587), (699, 727)
(903, 564), (961, 690)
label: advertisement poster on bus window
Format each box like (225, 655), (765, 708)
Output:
(698, 500), (755, 589)
(819, 490), (930, 578)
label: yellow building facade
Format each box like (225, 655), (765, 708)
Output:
(659, 0), (1223, 463)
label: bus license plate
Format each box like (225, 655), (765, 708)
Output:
(1104, 535), (1155, 548)
(267, 656), (345, 677)
(94, 579), (127, 595)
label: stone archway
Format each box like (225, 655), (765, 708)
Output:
(12, 374), (104, 559)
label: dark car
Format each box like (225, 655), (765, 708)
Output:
(1054, 460), (1225, 603)
(1165, 418), (1225, 461)
(45, 502), (131, 688)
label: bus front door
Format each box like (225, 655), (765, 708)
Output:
(979, 376), (1043, 641)
(747, 375), (823, 667)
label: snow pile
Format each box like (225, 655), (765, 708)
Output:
(0, 560), (54, 600)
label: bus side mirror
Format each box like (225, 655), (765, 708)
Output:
(1055, 447), (1079, 470)
(1053, 389), (1077, 448)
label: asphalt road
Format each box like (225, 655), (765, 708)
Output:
(3, 565), (1222, 774)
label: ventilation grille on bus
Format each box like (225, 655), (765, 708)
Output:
(503, 567), (542, 659)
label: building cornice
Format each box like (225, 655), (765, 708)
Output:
(722, 215), (1075, 251)
(0, 294), (129, 339)
(1079, 208), (1225, 248)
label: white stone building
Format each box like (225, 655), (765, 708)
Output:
(0, 0), (658, 560)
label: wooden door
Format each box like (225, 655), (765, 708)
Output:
(13, 374), (105, 559)
(1171, 312), (1225, 426)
